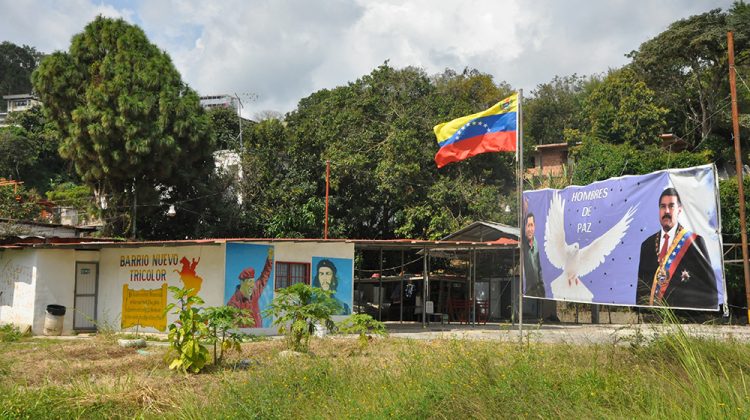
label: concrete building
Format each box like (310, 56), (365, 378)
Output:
(199, 94), (239, 112)
(0, 231), (531, 335)
(1, 94), (40, 126)
(1, 238), (355, 335)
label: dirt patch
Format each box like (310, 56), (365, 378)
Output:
(63, 343), (134, 361)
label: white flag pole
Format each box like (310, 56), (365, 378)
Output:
(517, 90), (524, 335)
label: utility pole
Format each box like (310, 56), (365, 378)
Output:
(132, 180), (137, 240)
(325, 160), (330, 240)
(234, 92), (244, 151)
(728, 31), (750, 324)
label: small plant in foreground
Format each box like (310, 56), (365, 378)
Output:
(263, 283), (340, 353)
(0, 324), (25, 342)
(165, 286), (209, 373)
(337, 314), (387, 351)
(204, 305), (254, 365)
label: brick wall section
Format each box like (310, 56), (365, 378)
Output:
(532, 146), (568, 176)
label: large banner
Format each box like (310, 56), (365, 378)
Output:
(522, 164), (725, 311)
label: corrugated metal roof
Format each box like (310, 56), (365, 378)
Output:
(440, 220), (520, 243)
(5, 236), (517, 250)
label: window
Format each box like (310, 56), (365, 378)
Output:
(275, 262), (310, 289)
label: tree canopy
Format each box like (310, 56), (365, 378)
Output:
(236, 64), (516, 240)
(0, 3), (745, 244)
(0, 41), (43, 112)
(32, 16), (214, 237)
(629, 4), (750, 148)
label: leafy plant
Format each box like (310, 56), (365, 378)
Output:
(0, 324), (25, 342)
(204, 305), (253, 365)
(0, 182), (44, 222)
(263, 283), (340, 353)
(336, 314), (387, 351)
(164, 286), (209, 373)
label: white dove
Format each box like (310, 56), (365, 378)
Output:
(544, 192), (637, 302)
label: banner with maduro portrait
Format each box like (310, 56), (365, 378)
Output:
(522, 164), (726, 311)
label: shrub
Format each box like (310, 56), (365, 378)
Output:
(0, 324), (25, 342)
(337, 314), (387, 352)
(164, 286), (209, 373)
(263, 283), (340, 353)
(204, 305), (254, 365)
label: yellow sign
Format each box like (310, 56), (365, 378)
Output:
(121, 283), (168, 331)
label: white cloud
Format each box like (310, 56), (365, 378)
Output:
(0, 0), (736, 116)
(0, 0), (131, 53)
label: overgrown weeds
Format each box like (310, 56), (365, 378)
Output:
(0, 322), (748, 418)
(0, 324), (27, 342)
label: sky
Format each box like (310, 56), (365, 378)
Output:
(0, 0), (737, 119)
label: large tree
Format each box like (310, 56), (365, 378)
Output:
(581, 67), (668, 148)
(524, 74), (588, 146)
(241, 64), (516, 240)
(628, 4), (750, 147)
(32, 16), (213, 237)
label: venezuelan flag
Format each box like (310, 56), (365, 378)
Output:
(433, 93), (518, 168)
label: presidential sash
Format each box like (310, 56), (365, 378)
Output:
(649, 227), (697, 305)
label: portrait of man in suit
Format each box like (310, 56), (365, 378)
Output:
(636, 187), (717, 309)
(523, 212), (545, 297)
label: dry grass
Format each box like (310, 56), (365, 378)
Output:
(1, 332), (749, 419)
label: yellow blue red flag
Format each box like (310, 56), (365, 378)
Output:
(433, 93), (518, 168)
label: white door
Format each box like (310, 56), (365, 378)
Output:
(74, 262), (98, 330)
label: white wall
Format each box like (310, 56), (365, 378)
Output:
(32, 249), (78, 334)
(0, 249), (38, 332)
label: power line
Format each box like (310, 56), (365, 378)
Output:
(735, 69), (750, 96)
(688, 94), (733, 152)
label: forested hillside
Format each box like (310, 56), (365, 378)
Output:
(0, 4), (748, 245)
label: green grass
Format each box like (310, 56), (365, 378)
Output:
(0, 323), (26, 342)
(0, 325), (749, 419)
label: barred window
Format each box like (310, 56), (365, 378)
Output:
(275, 262), (310, 289)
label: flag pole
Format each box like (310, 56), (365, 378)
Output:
(517, 89), (524, 335)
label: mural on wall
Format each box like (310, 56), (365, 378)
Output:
(120, 252), (205, 331)
(174, 257), (203, 296)
(311, 257), (353, 315)
(224, 243), (275, 328)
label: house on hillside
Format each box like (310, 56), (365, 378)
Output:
(1, 94), (40, 126)
(199, 94), (239, 111)
(529, 142), (573, 178)
(527, 135), (696, 184)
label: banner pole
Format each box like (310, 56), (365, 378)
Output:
(517, 89), (524, 335)
(728, 32), (750, 324)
